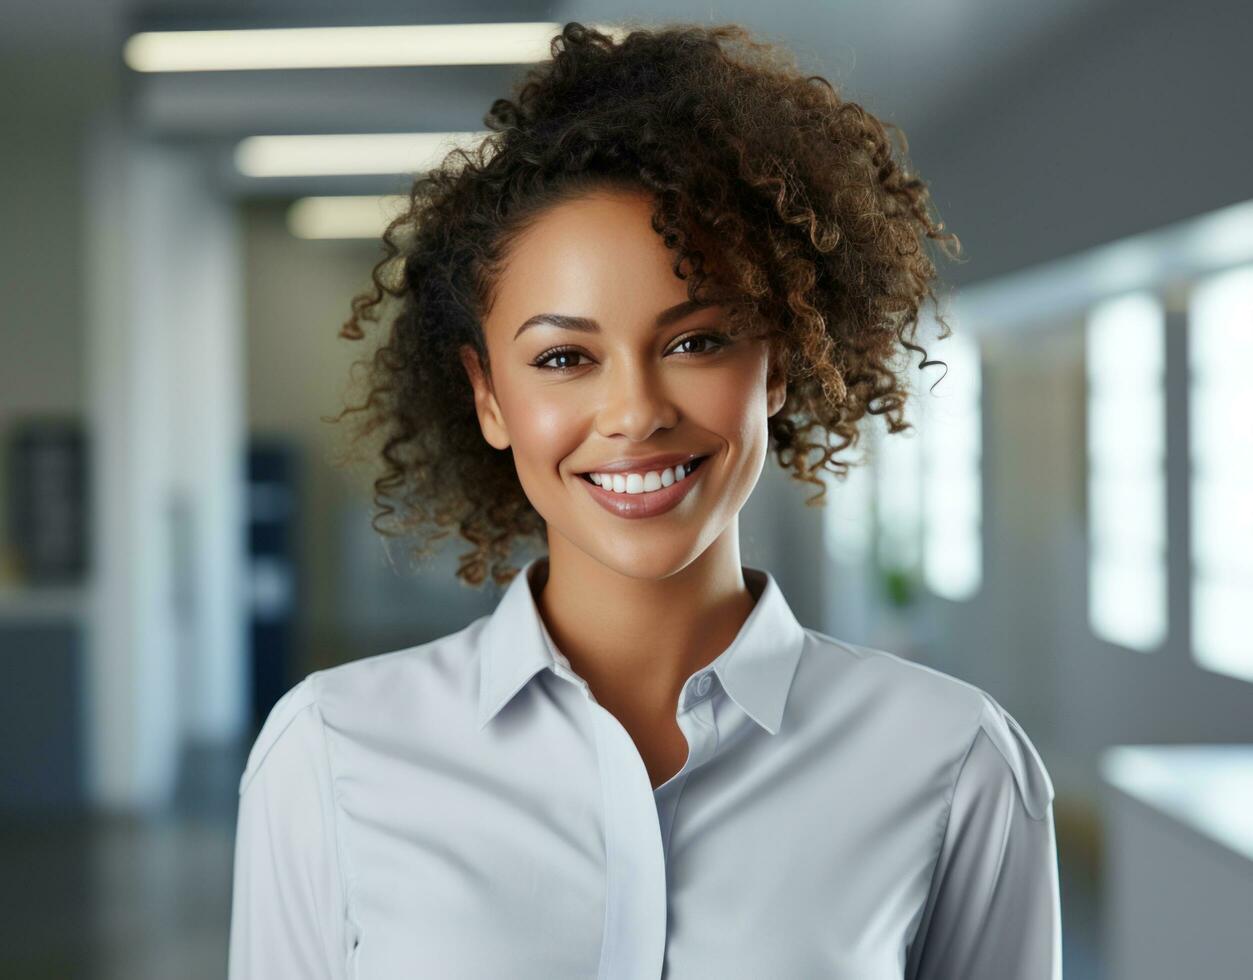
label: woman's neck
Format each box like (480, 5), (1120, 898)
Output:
(533, 529), (760, 724)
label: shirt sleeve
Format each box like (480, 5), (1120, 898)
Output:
(904, 692), (1062, 980)
(227, 675), (355, 980)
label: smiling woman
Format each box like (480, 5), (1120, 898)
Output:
(229, 19), (1061, 980)
(327, 19), (960, 590)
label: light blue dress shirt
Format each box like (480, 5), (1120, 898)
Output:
(228, 555), (1060, 979)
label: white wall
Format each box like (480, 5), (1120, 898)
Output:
(84, 114), (248, 810)
(165, 152), (248, 744)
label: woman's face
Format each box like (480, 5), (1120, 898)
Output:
(460, 187), (787, 580)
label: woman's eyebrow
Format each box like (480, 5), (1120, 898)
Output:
(512, 298), (712, 341)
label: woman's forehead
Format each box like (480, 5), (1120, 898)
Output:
(487, 194), (694, 336)
(505, 192), (668, 272)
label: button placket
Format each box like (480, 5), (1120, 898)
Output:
(586, 693), (669, 980)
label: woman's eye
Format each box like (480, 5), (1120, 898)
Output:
(532, 348), (588, 371)
(530, 332), (729, 372)
(670, 332), (728, 356)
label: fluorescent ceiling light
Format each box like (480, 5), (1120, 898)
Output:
(235, 131), (490, 177)
(287, 195), (410, 240)
(124, 21), (626, 72)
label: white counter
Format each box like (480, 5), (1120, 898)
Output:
(1100, 744), (1253, 980)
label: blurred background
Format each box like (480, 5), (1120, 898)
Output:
(2, 1), (1252, 977)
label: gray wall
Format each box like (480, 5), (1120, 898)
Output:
(0, 49), (108, 547)
(242, 201), (507, 674)
(909, 0), (1253, 287)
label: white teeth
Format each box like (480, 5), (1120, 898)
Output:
(589, 459), (700, 494)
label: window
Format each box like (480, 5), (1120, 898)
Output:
(1085, 292), (1168, 651)
(919, 329), (982, 601)
(822, 443), (874, 567)
(874, 408), (923, 583)
(1188, 265), (1253, 683)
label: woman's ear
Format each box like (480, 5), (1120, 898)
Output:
(766, 346), (788, 419)
(458, 344), (511, 451)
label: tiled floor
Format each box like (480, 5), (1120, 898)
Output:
(2, 743), (1104, 979)
(2, 742), (243, 980)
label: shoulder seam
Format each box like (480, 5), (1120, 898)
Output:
(955, 692), (991, 806)
(904, 691), (986, 958)
(238, 675), (321, 796)
(309, 689), (359, 952)
(973, 692), (1055, 821)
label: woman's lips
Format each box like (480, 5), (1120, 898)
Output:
(577, 456), (708, 520)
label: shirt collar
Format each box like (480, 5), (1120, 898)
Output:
(476, 555), (807, 734)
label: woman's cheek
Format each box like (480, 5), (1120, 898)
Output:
(502, 386), (585, 487)
(523, 394), (578, 445)
(695, 358), (767, 434)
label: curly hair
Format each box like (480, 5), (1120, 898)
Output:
(328, 20), (961, 588)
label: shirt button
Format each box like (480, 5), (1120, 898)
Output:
(695, 673), (713, 697)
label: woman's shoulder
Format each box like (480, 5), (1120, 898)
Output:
(237, 618), (488, 797)
(237, 675), (323, 797)
(799, 626), (994, 725)
(962, 688), (1056, 819)
(798, 628), (1055, 819)
(314, 616), (487, 714)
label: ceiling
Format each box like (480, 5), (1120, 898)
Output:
(3, 0), (1113, 199)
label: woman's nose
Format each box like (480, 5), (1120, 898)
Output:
(593, 363), (680, 440)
